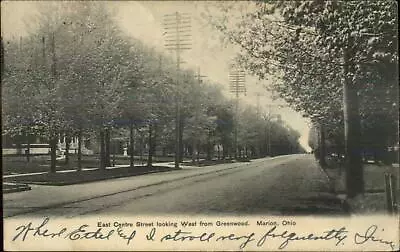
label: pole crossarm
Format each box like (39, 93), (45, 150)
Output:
(165, 46), (191, 50)
(163, 34), (192, 38)
(163, 12), (190, 17)
(164, 43), (192, 46)
(164, 39), (191, 42)
(229, 67), (247, 97)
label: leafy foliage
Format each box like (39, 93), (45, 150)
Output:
(2, 2), (305, 171)
(204, 0), (398, 161)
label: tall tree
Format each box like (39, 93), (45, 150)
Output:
(204, 0), (398, 197)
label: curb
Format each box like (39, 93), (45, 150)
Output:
(314, 159), (350, 213)
(315, 161), (336, 193)
(3, 184), (32, 194)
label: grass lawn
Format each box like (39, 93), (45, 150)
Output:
(324, 163), (399, 193)
(4, 165), (176, 186)
(3, 155), (98, 175)
(2, 154), (177, 175)
(322, 161), (399, 213)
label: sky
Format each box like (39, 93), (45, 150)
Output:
(1, 1), (312, 151)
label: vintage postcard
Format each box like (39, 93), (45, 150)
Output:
(2, 1), (399, 251)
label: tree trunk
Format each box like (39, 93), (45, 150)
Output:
(140, 136), (143, 165)
(77, 131), (82, 171)
(130, 124), (134, 168)
(319, 123), (326, 167)
(49, 133), (58, 173)
(153, 123), (157, 162)
(196, 143), (200, 164)
(99, 129), (106, 170)
(175, 103), (180, 169)
(105, 127), (111, 167)
(343, 46), (364, 197)
(234, 128), (238, 160)
(147, 123), (153, 167)
(65, 132), (70, 165)
(25, 132), (30, 163)
(206, 133), (211, 161)
(192, 142), (196, 163)
(373, 149), (379, 163)
(179, 118), (184, 162)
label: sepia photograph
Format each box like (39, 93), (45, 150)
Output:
(2, 0), (399, 250)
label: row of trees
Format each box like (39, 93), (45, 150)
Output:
(1, 2), (303, 172)
(205, 1), (398, 196)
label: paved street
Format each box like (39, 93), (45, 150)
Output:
(4, 154), (346, 218)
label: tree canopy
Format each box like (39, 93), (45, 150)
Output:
(2, 1), (305, 172)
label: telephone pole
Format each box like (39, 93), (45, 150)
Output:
(193, 67), (207, 163)
(163, 12), (191, 169)
(342, 34), (364, 197)
(229, 66), (246, 159)
(255, 92), (262, 118)
(1, 37), (4, 75)
(265, 103), (285, 156)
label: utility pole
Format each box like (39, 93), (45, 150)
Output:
(41, 36), (47, 73)
(229, 66), (246, 159)
(342, 34), (363, 197)
(1, 37), (4, 75)
(193, 67), (207, 164)
(163, 12), (191, 169)
(51, 32), (57, 84)
(265, 103), (285, 156)
(255, 92), (262, 118)
(19, 36), (22, 53)
(49, 32), (58, 173)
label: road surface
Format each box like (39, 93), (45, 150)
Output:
(4, 154), (346, 218)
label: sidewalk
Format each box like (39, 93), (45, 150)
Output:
(3, 158), (260, 186)
(4, 158), (266, 218)
(3, 161), (190, 179)
(2, 154), (186, 176)
(3, 157), (215, 179)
